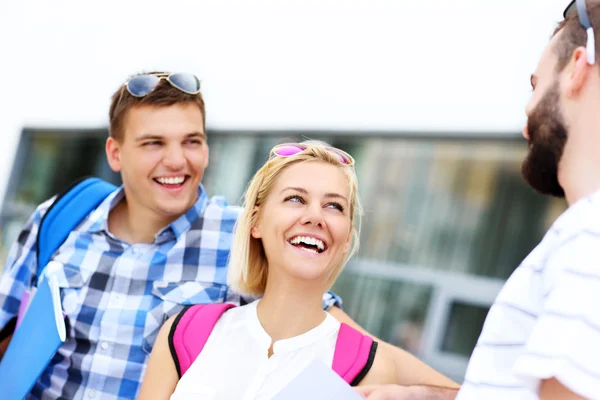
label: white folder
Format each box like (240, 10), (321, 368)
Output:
(273, 359), (364, 400)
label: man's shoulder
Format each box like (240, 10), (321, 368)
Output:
(203, 195), (243, 220)
(20, 195), (59, 229)
(551, 200), (600, 257)
(552, 194), (600, 236)
(578, 198), (600, 233)
(529, 198), (600, 270)
(35, 196), (58, 217)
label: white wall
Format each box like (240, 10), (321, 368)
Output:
(0, 0), (568, 206)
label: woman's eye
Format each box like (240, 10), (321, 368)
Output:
(327, 202), (345, 212)
(284, 195), (304, 204)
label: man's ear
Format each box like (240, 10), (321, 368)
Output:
(565, 46), (593, 98)
(250, 207), (261, 238)
(106, 137), (122, 172)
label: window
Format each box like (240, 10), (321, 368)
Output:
(203, 133), (566, 280)
(441, 302), (489, 357)
(0, 129), (120, 261)
(0, 128), (567, 380)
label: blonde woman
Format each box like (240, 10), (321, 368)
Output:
(139, 141), (396, 399)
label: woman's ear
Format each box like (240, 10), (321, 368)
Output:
(250, 206), (262, 238)
(251, 226), (262, 239)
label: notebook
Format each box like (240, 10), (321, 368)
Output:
(273, 359), (363, 400)
(0, 274), (66, 399)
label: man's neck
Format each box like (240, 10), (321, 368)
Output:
(561, 163), (600, 206)
(107, 198), (175, 244)
(560, 120), (600, 206)
(257, 274), (327, 345)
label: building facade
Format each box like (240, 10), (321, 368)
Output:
(0, 128), (566, 381)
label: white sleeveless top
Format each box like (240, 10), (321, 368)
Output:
(170, 300), (341, 400)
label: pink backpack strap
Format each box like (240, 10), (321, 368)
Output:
(332, 323), (378, 386)
(168, 303), (236, 377)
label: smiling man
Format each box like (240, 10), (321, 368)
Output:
(0, 72), (242, 400)
(0, 72), (457, 399)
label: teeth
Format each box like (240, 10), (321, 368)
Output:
(156, 176), (185, 185)
(301, 247), (318, 254)
(289, 236), (325, 251)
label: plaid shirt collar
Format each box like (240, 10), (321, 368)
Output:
(84, 184), (209, 240)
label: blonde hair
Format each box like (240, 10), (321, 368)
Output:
(227, 140), (363, 296)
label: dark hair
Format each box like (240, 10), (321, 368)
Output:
(553, 3), (600, 72)
(108, 72), (206, 142)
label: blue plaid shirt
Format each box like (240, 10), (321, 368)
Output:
(0, 186), (341, 400)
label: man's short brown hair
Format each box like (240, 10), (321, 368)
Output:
(108, 72), (206, 142)
(553, 2), (600, 72)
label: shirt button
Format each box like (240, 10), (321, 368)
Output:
(100, 342), (110, 350)
(88, 390), (97, 398)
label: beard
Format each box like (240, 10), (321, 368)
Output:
(521, 81), (568, 198)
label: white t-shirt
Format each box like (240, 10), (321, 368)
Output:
(457, 189), (600, 400)
(170, 300), (341, 400)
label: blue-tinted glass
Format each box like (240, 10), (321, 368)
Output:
(564, 0), (591, 30)
(127, 75), (160, 97)
(168, 73), (200, 94)
(564, 0), (577, 18)
(577, 0), (592, 29)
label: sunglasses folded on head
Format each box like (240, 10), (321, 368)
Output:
(270, 143), (355, 166)
(563, 0), (596, 64)
(124, 72), (201, 97)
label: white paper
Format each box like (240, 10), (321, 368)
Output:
(273, 359), (364, 400)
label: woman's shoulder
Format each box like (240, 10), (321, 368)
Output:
(161, 303), (251, 352)
(356, 342), (396, 386)
(176, 302), (251, 333)
(215, 303), (252, 329)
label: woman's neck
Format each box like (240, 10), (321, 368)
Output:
(256, 274), (327, 344)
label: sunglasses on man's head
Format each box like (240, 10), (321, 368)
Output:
(563, 0), (596, 64)
(270, 143), (355, 166)
(124, 72), (201, 97)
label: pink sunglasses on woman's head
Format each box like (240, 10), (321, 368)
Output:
(270, 143), (355, 166)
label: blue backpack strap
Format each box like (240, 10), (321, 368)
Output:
(34, 177), (117, 285)
(332, 323), (378, 386)
(168, 303), (236, 378)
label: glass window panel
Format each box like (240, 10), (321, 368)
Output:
(441, 301), (490, 357)
(0, 129), (121, 264)
(0, 128), (569, 379)
(332, 271), (432, 355)
(3, 131), (567, 277)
